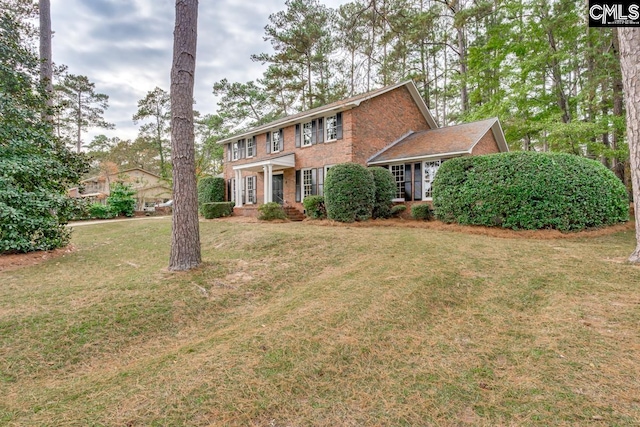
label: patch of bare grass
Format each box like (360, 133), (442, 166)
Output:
(1, 218), (639, 425)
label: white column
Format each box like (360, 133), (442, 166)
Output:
(263, 166), (269, 204)
(235, 170), (243, 207)
(266, 164), (273, 203)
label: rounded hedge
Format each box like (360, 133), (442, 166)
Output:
(324, 163), (375, 222)
(369, 166), (396, 219)
(198, 176), (225, 214)
(432, 152), (629, 232)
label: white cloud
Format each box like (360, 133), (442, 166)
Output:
(50, 0), (350, 144)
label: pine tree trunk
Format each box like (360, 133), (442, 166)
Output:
(169, 0), (201, 271)
(39, 0), (53, 118)
(618, 28), (640, 263)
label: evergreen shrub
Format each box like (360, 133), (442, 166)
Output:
(201, 202), (234, 219)
(411, 203), (434, 220)
(390, 204), (406, 217)
(198, 176), (225, 214)
(89, 203), (115, 219)
(303, 195), (326, 219)
(258, 202), (287, 220)
(107, 182), (136, 217)
(432, 152), (629, 231)
(370, 167), (395, 219)
(324, 163), (375, 222)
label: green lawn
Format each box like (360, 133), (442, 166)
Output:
(1, 217), (639, 426)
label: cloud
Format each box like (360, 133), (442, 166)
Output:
(50, 0), (349, 143)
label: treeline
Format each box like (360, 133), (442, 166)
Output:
(214, 0), (627, 182)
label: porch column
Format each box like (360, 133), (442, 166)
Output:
(266, 164), (273, 203)
(263, 165), (269, 204)
(235, 170), (243, 207)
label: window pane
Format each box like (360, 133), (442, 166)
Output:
(424, 160), (441, 199)
(302, 122), (312, 146)
(326, 115), (337, 140)
(390, 164), (404, 199)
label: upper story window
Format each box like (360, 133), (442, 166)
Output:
(325, 114), (338, 141)
(302, 122), (313, 147)
(232, 142), (239, 161)
(246, 137), (255, 157)
(272, 130), (281, 153)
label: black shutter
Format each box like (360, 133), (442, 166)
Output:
(295, 124), (301, 147)
(295, 170), (301, 202)
(266, 133), (271, 154)
(318, 167), (324, 196)
(311, 120), (317, 144)
(311, 168), (317, 195)
(279, 128), (284, 150)
(227, 179), (231, 201)
(336, 112), (343, 140)
(413, 162), (422, 201)
(404, 163), (412, 201)
(317, 117), (324, 143)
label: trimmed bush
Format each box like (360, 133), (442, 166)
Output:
(303, 195), (326, 219)
(107, 182), (136, 217)
(370, 167), (396, 219)
(390, 204), (406, 217)
(198, 176), (225, 214)
(89, 203), (115, 219)
(411, 203), (434, 220)
(258, 202), (287, 220)
(201, 202), (234, 219)
(432, 152), (629, 231)
(324, 163), (375, 222)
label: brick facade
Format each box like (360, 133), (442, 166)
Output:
(351, 85), (432, 164)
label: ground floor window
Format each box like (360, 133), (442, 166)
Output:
(230, 178), (236, 202)
(390, 164), (404, 199)
(424, 160), (441, 199)
(302, 169), (314, 199)
(246, 176), (256, 204)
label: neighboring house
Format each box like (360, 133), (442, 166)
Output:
(69, 167), (172, 211)
(218, 80), (508, 216)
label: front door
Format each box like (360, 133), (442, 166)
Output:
(272, 174), (284, 205)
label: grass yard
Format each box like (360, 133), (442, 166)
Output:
(1, 217), (639, 426)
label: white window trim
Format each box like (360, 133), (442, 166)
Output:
(246, 176), (256, 204)
(324, 164), (334, 176)
(325, 114), (338, 142)
(301, 167), (314, 200)
(390, 164), (405, 201)
(302, 121), (313, 147)
(271, 131), (281, 153)
(246, 138), (255, 158)
(230, 178), (236, 202)
(423, 160), (441, 200)
(232, 142), (239, 161)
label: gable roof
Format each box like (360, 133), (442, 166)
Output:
(368, 117), (509, 164)
(81, 167), (163, 183)
(217, 80), (438, 145)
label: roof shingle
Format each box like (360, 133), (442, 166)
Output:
(368, 118), (498, 163)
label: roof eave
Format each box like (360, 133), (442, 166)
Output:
(367, 150), (471, 165)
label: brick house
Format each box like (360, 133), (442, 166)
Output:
(218, 80), (508, 217)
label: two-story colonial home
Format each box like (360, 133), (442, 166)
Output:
(219, 80), (508, 218)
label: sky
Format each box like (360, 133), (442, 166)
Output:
(50, 0), (349, 145)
